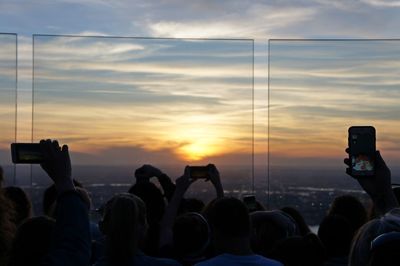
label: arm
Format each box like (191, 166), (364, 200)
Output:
(345, 150), (398, 215)
(157, 173), (176, 201)
(159, 166), (195, 248)
(40, 139), (91, 266)
(207, 164), (224, 198)
(135, 164), (176, 201)
(158, 164), (224, 248)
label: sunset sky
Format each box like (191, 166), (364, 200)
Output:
(32, 36), (254, 165)
(1, 1), (400, 182)
(269, 40), (400, 170)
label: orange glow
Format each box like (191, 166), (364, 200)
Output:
(177, 140), (220, 161)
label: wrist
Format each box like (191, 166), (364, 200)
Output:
(371, 192), (399, 215)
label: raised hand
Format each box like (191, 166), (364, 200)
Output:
(344, 149), (398, 214)
(206, 163), (224, 198)
(175, 166), (196, 193)
(40, 139), (74, 194)
(135, 164), (163, 182)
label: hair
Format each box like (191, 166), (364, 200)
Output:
(8, 216), (55, 266)
(43, 179), (83, 216)
(281, 206), (311, 236)
(128, 182), (165, 225)
(350, 208), (400, 266)
(0, 186), (16, 265)
(318, 214), (353, 257)
(205, 197), (250, 239)
(173, 212), (210, 258)
(328, 195), (367, 233)
(101, 193), (147, 266)
(3, 186), (32, 225)
(178, 198), (205, 215)
(250, 210), (299, 256)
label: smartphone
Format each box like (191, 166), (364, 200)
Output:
(189, 166), (209, 179)
(348, 126), (376, 177)
(11, 143), (44, 164)
(243, 195), (258, 212)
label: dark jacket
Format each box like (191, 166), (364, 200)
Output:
(41, 191), (91, 266)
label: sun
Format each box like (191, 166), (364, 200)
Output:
(178, 141), (218, 161)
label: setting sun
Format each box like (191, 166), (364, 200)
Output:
(177, 140), (219, 161)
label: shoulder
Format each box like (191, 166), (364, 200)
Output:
(136, 254), (182, 266)
(195, 254), (282, 266)
(253, 255), (283, 266)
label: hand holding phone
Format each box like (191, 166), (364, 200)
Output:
(345, 127), (398, 214)
(348, 126), (376, 177)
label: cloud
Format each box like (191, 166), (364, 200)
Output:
(146, 4), (317, 38)
(360, 0), (400, 7)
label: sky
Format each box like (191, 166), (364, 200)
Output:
(1, 0), (400, 181)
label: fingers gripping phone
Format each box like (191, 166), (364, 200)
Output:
(348, 126), (376, 177)
(11, 143), (44, 164)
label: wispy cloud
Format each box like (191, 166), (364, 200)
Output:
(360, 0), (400, 7)
(146, 4), (317, 38)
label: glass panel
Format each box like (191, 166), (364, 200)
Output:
(268, 40), (400, 225)
(33, 35), (254, 212)
(0, 33), (17, 186)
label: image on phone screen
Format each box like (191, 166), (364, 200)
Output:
(348, 126), (376, 176)
(351, 154), (374, 171)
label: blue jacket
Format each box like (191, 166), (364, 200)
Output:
(94, 251), (182, 266)
(41, 191), (91, 266)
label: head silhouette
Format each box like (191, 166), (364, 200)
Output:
(318, 214), (353, 257)
(281, 206), (311, 236)
(4, 186), (32, 225)
(350, 208), (400, 266)
(328, 195), (367, 234)
(250, 210), (299, 256)
(100, 193), (147, 265)
(206, 197), (250, 239)
(8, 216), (55, 266)
(173, 212), (210, 258)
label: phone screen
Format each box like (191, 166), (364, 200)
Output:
(189, 166), (208, 179)
(11, 143), (44, 164)
(348, 126), (376, 176)
(243, 195), (257, 212)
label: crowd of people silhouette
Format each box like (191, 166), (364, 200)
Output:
(1, 139), (400, 266)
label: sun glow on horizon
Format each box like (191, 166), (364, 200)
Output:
(177, 141), (219, 161)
